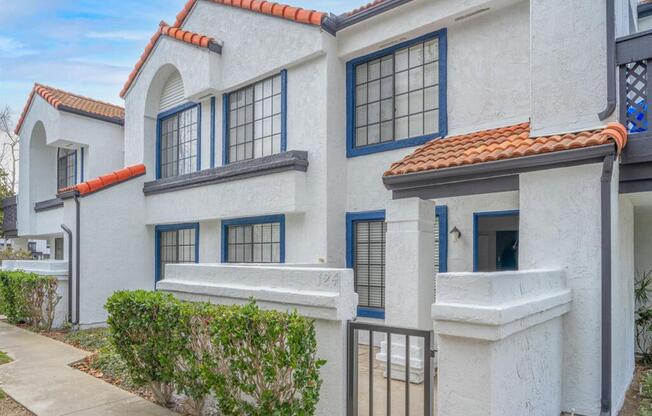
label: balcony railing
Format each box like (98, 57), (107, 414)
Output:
(617, 29), (652, 135)
(2, 195), (17, 238)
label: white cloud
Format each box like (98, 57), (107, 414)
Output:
(0, 36), (36, 57)
(86, 30), (152, 41)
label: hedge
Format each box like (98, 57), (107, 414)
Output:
(105, 290), (325, 416)
(0, 270), (61, 330)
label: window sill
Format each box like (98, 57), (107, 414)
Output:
(357, 307), (385, 319)
(347, 133), (445, 158)
(34, 197), (64, 212)
(144, 150), (308, 195)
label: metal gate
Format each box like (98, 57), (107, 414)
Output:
(346, 321), (435, 416)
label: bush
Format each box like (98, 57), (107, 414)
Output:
(210, 302), (324, 416)
(0, 271), (60, 330)
(105, 290), (183, 407)
(105, 292), (325, 416)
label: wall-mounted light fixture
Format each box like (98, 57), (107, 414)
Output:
(450, 226), (461, 242)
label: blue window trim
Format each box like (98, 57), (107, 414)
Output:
(210, 96), (216, 168)
(436, 205), (448, 273)
(155, 102), (202, 179)
(346, 210), (386, 320)
(80, 147), (84, 182)
(57, 148), (78, 187)
(346, 28), (448, 158)
(472, 210), (519, 272)
(154, 222), (200, 283)
(221, 70), (288, 166)
(221, 214), (286, 263)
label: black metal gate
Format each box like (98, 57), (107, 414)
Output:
(346, 321), (435, 416)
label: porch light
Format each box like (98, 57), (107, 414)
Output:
(450, 226), (461, 242)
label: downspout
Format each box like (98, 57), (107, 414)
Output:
(60, 225), (73, 324)
(600, 153), (615, 416)
(599, 0), (616, 120)
(73, 195), (81, 326)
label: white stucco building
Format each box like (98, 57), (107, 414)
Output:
(5, 0), (652, 414)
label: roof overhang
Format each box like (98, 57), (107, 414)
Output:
(385, 144), (617, 200)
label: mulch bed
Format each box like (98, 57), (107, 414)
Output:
(0, 392), (34, 416)
(69, 355), (156, 403)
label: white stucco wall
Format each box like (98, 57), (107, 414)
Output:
(519, 163), (612, 415)
(63, 176), (150, 325)
(613, 193), (635, 413)
(16, 93), (124, 240)
(530, 0), (611, 136)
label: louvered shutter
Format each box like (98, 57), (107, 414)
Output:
(159, 71), (185, 112)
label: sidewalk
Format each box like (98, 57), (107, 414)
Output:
(0, 321), (174, 416)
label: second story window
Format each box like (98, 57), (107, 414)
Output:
(347, 29), (447, 157)
(57, 148), (76, 189)
(224, 71), (286, 164)
(158, 104), (200, 179)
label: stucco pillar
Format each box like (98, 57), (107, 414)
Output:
(378, 197), (435, 382)
(433, 269), (571, 416)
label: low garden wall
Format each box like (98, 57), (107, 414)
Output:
(157, 263), (357, 416)
(433, 269), (571, 416)
(2, 260), (68, 328)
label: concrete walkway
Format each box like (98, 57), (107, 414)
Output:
(0, 321), (174, 416)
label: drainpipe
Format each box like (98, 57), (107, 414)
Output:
(60, 225), (73, 324)
(73, 195), (81, 326)
(600, 153), (615, 416)
(599, 0), (616, 120)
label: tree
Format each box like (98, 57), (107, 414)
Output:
(0, 106), (19, 194)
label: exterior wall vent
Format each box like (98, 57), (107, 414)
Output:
(159, 71), (185, 112)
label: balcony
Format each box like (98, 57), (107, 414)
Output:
(2, 196), (17, 238)
(617, 29), (652, 164)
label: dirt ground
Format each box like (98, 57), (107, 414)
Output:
(0, 390), (33, 416)
(620, 364), (647, 416)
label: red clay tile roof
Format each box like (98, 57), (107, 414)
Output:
(173, 0), (326, 28)
(58, 164), (146, 196)
(384, 122), (628, 177)
(15, 84), (125, 135)
(120, 22), (219, 98)
(347, 0), (388, 16)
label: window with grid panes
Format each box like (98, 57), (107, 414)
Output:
(353, 220), (386, 310)
(57, 148), (76, 189)
(159, 105), (199, 178)
(158, 227), (196, 280)
(353, 36), (441, 148)
(226, 221), (281, 263)
(227, 74), (282, 162)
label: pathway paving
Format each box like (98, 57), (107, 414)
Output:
(0, 321), (174, 416)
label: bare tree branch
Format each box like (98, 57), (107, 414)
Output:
(0, 106), (20, 194)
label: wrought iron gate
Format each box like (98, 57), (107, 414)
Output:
(346, 321), (435, 416)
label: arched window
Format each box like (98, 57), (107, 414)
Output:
(157, 71), (200, 179)
(57, 148), (77, 189)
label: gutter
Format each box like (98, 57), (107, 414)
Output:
(321, 0), (415, 34)
(60, 225), (73, 324)
(600, 153), (615, 416)
(74, 195), (80, 326)
(599, 0), (616, 120)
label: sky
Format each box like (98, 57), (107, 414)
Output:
(0, 0), (355, 127)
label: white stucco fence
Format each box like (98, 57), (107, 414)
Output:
(157, 263), (357, 416)
(433, 269), (571, 416)
(2, 259), (69, 328)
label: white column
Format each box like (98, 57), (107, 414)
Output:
(378, 197), (435, 382)
(433, 269), (571, 416)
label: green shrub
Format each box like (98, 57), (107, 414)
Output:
(105, 291), (325, 416)
(0, 271), (60, 330)
(105, 290), (183, 407)
(210, 301), (325, 416)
